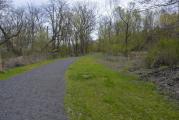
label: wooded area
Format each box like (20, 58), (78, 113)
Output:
(0, 0), (96, 70)
(97, 0), (179, 68)
(0, 0), (179, 70)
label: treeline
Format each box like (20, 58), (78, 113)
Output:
(97, 0), (179, 68)
(0, 0), (96, 60)
(1, 0), (179, 69)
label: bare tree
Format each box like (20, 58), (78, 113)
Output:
(72, 3), (96, 55)
(24, 4), (43, 50)
(0, 8), (24, 48)
(45, 0), (68, 51)
(115, 3), (135, 55)
(0, 0), (8, 12)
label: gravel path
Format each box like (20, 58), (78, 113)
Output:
(0, 58), (76, 120)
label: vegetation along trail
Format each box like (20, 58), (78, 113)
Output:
(0, 58), (76, 120)
(65, 56), (179, 120)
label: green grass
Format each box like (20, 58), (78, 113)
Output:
(65, 56), (179, 120)
(0, 59), (57, 80)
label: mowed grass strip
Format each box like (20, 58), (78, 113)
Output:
(0, 59), (56, 80)
(65, 56), (179, 120)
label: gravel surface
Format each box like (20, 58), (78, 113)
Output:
(0, 58), (76, 120)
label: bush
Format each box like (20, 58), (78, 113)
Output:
(146, 39), (179, 68)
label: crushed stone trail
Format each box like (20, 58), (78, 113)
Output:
(0, 58), (76, 120)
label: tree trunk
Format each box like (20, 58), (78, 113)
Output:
(125, 23), (129, 56)
(0, 53), (3, 72)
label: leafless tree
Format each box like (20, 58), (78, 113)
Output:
(115, 3), (135, 55)
(24, 4), (43, 50)
(44, 0), (68, 51)
(0, 8), (24, 51)
(72, 3), (96, 55)
(0, 0), (8, 12)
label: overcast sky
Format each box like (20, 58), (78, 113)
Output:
(13, 0), (132, 9)
(13, 0), (133, 20)
(12, 0), (132, 40)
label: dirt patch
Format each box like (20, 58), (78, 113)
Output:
(99, 53), (179, 101)
(133, 67), (179, 100)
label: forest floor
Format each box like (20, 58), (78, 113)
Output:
(98, 53), (179, 101)
(65, 56), (179, 120)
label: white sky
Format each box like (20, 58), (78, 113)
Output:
(12, 0), (132, 40)
(13, 0), (132, 9)
(12, 0), (133, 23)
(13, 0), (48, 6)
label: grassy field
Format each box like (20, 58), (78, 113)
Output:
(0, 59), (56, 80)
(65, 56), (179, 120)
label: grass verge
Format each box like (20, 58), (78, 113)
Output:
(65, 56), (179, 120)
(0, 59), (57, 80)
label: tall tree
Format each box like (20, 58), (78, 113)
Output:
(114, 3), (135, 55)
(45, 0), (68, 51)
(0, 8), (24, 51)
(72, 3), (96, 55)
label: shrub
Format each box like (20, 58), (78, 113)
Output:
(146, 39), (179, 68)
